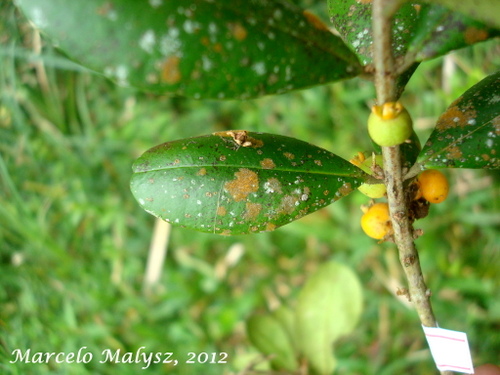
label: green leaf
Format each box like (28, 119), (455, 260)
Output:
(272, 305), (298, 353)
(407, 4), (500, 61)
(328, 1), (498, 75)
(328, 0), (420, 66)
(420, 0), (500, 29)
(246, 313), (298, 371)
(16, 0), (362, 99)
(130, 131), (367, 235)
(417, 71), (500, 170)
(295, 261), (363, 375)
(371, 131), (422, 169)
(402, 131), (422, 169)
(395, 62), (421, 100)
(327, 0), (421, 97)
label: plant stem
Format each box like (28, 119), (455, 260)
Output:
(381, 145), (437, 328)
(372, 0), (396, 104)
(372, 1), (452, 374)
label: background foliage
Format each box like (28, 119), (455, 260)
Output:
(0, 0), (499, 374)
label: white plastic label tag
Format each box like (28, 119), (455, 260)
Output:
(423, 326), (474, 374)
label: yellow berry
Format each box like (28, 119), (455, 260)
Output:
(360, 203), (392, 239)
(358, 183), (387, 199)
(417, 169), (449, 204)
(356, 155), (386, 198)
(368, 102), (413, 147)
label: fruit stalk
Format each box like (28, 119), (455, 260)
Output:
(372, 1), (452, 374)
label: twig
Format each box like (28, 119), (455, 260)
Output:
(372, 0), (396, 104)
(143, 218), (171, 294)
(371, 1), (452, 374)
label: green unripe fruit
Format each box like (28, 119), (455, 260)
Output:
(356, 155), (386, 198)
(368, 102), (413, 147)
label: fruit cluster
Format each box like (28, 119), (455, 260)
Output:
(359, 169), (450, 240)
(357, 101), (451, 241)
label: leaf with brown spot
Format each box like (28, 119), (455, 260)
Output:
(131, 132), (369, 235)
(15, 0), (362, 99)
(419, 0), (500, 29)
(417, 71), (500, 170)
(328, 0), (498, 94)
(327, 0), (425, 98)
(224, 168), (259, 202)
(407, 3), (500, 61)
(328, 0), (420, 66)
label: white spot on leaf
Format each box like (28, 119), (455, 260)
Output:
(252, 62), (266, 76)
(183, 20), (200, 34)
(202, 56), (213, 71)
(139, 30), (156, 53)
(149, 0), (163, 8)
(104, 65), (129, 86)
(160, 29), (182, 57)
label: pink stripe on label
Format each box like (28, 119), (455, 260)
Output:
(425, 334), (465, 342)
(437, 364), (473, 371)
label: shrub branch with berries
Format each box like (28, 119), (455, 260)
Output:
(16, 0), (498, 373)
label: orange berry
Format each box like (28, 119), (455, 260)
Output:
(417, 169), (449, 204)
(360, 203), (392, 239)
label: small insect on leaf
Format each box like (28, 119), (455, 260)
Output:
(130, 131), (369, 235)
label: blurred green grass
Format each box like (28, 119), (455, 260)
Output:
(1, 1), (499, 374)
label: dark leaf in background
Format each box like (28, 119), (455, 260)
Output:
(419, 0), (500, 29)
(417, 71), (500, 170)
(328, 0), (498, 93)
(246, 312), (298, 371)
(295, 261), (363, 375)
(15, 0), (362, 99)
(407, 4), (500, 61)
(402, 131), (423, 168)
(328, 0), (421, 66)
(130, 132), (367, 235)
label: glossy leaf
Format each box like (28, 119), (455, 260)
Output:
(407, 4), (500, 61)
(328, 1), (498, 78)
(395, 62), (420, 101)
(16, 0), (362, 100)
(246, 313), (298, 371)
(328, 0), (420, 66)
(295, 261), (363, 375)
(401, 131), (422, 169)
(420, 0), (500, 29)
(131, 131), (367, 235)
(327, 0), (422, 98)
(417, 71), (500, 170)
(371, 130), (422, 169)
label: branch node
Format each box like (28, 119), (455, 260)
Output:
(413, 228), (424, 239)
(397, 287), (411, 301)
(403, 255), (416, 267)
